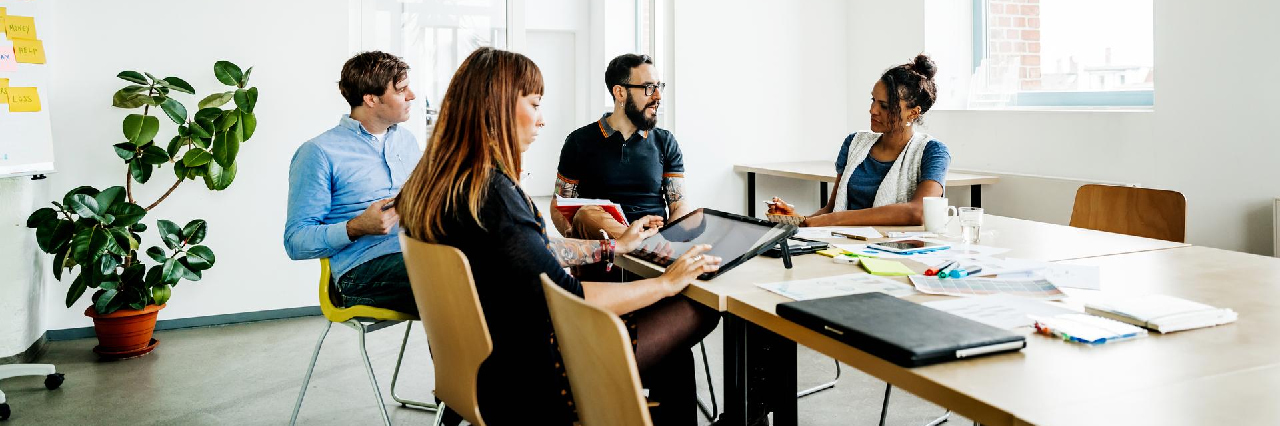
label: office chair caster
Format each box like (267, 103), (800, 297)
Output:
(1, 403), (10, 421)
(44, 374), (64, 390)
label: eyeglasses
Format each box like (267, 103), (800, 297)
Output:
(618, 82), (666, 96)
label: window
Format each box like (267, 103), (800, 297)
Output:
(970, 0), (1153, 108)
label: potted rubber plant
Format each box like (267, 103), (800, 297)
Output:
(25, 61), (259, 359)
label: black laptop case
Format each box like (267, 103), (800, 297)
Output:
(776, 292), (1026, 367)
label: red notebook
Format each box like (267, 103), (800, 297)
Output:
(554, 197), (628, 225)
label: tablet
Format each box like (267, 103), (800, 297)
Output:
(868, 239), (951, 254)
(627, 208), (796, 280)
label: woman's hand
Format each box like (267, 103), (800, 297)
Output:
(658, 244), (721, 296)
(616, 215), (663, 253)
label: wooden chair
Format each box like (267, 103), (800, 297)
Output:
(1069, 184), (1187, 242)
(290, 258), (435, 426)
(400, 234), (493, 426)
(541, 274), (653, 426)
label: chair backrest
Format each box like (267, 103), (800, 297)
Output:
(317, 258), (416, 323)
(1069, 184), (1187, 243)
(399, 234), (492, 426)
(540, 274), (653, 426)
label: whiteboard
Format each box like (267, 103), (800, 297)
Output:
(0, 0), (54, 179)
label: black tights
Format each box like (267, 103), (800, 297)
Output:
(633, 295), (721, 426)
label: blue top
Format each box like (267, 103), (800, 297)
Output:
(834, 133), (951, 210)
(284, 115), (422, 281)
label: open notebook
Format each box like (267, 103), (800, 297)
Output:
(1084, 294), (1237, 333)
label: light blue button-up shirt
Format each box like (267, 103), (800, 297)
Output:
(284, 115), (422, 281)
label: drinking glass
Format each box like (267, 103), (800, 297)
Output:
(959, 207), (984, 244)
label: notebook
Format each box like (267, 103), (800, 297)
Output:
(776, 292), (1026, 367)
(1084, 294), (1237, 333)
(553, 196), (627, 225)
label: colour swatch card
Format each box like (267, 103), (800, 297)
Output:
(909, 275), (1067, 300)
(758, 273), (917, 301)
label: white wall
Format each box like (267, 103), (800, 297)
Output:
(38, 0), (352, 331)
(849, 0), (1280, 255)
(673, 0), (851, 217)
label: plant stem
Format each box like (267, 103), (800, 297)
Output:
(144, 178), (183, 211)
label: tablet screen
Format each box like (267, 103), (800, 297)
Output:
(627, 208), (795, 279)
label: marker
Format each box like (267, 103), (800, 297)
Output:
(925, 260), (956, 276)
(948, 266), (983, 279)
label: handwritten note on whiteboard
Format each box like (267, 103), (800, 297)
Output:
(7, 87), (41, 112)
(0, 78), (9, 105)
(0, 44), (15, 71)
(4, 15), (36, 40)
(12, 39), (44, 64)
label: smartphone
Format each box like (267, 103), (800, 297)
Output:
(868, 239), (951, 254)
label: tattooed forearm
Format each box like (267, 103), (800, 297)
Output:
(663, 175), (685, 204)
(555, 174), (580, 198)
(548, 238), (609, 267)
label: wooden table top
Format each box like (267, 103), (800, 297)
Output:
(733, 161), (1000, 187)
(616, 215), (1188, 311)
(725, 245), (1280, 426)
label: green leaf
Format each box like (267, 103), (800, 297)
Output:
(94, 186), (126, 212)
(124, 114), (160, 146)
(194, 107), (222, 122)
(143, 72), (159, 84)
(120, 84), (148, 94)
(71, 227), (111, 265)
(157, 220), (183, 250)
(241, 67), (253, 87)
(182, 149), (213, 167)
(114, 142), (137, 161)
(112, 88), (150, 109)
(94, 288), (118, 313)
(241, 112), (257, 140)
(166, 136), (183, 159)
(177, 258), (202, 281)
(203, 160), (237, 190)
(68, 194), (102, 221)
(27, 207), (57, 228)
(211, 129), (240, 167)
(67, 274), (89, 307)
(186, 245), (215, 270)
(106, 202), (146, 227)
(161, 258), (186, 284)
(145, 265), (163, 288)
(89, 228), (113, 259)
(52, 246), (69, 281)
(152, 285), (172, 305)
(214, 61), (244, 86)
(131, 223), (147, 233)
(198, 91), (235, 109)
(35, 220), (75, 253)
(146, 246), (168, 263)
(98, 254), (120, 276)
(62, 186), (100, 208)
(234, 89), (249, 112)
(109, 228), (139, 253)
(117, 71), (148, 85)
(160, 98), (188, 125)
(142, 95), (164, 106)
(188, 119), (212, 139)
(174, 161), (189, 180)
(136, 145), (166, 165)
(216, 110), (239, 131)
(182, 220), (208, 245)
(161, 77), (195, 95)
(129, 160), (154, 184)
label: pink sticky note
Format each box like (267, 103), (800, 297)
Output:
(0, 45), (17, 72)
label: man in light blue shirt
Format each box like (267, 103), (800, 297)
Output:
(285, 51), (422, 313)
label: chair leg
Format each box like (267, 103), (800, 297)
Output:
(432, 401), (448, 426)
(290, 321), (333, 426)
(880, 383), (952, 426)
(798, 358), (842, 398)
(354, 320), (393, 426)
(696, 341), (719, 421)
(390, 321), (438, 411)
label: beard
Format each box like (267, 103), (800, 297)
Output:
(623, 92), (658, 131)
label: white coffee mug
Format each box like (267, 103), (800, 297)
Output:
(923, 197), (957, 233)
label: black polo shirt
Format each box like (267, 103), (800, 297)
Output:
(557, 113), (685, 222)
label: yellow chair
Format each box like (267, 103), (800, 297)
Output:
(541, 273), (653, 426)
(289, 258), (437, 426)
(400, 235), (493, 426)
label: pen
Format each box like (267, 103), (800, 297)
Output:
(831, 231), (868, 241)
(925, 260), (956, 276)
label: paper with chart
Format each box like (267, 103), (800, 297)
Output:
(909, 275), (1067, 300)
(794, 226), (883, 240)
(758, 273), (917, 301)
(923, 294), (1078, 329)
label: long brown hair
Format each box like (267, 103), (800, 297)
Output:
(398, 47), (544, 242)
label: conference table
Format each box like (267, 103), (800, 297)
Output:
(615, 215), (1280, 425)
(733, 161), (999, 215)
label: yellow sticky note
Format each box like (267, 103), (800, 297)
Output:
(0, 8), (8, 36)
(5, 15), (36, 40)
(0, 79), (8, 105)
(860, 258), (917, 276)
(13, 39), (45, 64)
(7, 87), (41, 112)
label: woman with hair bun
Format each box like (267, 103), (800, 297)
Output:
(775, 54), (951, 226)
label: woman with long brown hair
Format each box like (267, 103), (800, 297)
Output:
(398, 47), (720, 425)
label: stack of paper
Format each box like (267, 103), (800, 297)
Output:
(554, 196), (627, 225)
(1084, 294), (1237, 333)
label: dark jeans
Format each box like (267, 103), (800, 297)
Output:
(335, 253), (417, 315)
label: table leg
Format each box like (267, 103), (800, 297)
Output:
(747, 172), (757, 217)
(723, 314), (749, 425)
(723, 314), (798, 426)
(820, 182), (828, 209)
(971, 185), (982, 208)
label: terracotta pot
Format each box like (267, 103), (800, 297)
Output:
(84, 303), (165, 359)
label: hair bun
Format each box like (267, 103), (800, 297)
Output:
(909, 54), (937, 79)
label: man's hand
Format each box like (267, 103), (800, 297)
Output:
(616, 215), (663, 253)
(347, 198), (398, 240)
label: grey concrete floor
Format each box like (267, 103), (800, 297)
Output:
(2, 316), (968, 426)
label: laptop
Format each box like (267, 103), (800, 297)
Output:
(777, 292), (1026, 367)
(627, 208), (796, 280)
